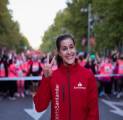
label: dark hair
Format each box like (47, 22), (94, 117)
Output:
(56, 34), (75, 51)
(56, 34), (75, 67)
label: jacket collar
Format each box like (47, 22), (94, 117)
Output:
(59, 63), (79, 74)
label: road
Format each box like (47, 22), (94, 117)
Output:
(0, 95), (123, 120)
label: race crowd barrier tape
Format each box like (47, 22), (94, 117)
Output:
(0, 74), (123, 81)
(95, 74), (123, 77)
(0, 76), (42, 81)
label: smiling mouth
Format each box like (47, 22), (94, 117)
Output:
(66, 55), (74, 59)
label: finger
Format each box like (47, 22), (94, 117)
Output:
(50, 56), (56, 66)
(47, 53), (50, 64)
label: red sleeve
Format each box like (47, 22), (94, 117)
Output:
(33, 76), (51, 112)
(87, 72), (99, 120)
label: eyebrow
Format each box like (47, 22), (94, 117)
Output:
(61, 43), (74, 47)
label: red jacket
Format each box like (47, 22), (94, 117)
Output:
(33, 63), (99, 120)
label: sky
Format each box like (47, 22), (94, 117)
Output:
(8, 0), (67, 49)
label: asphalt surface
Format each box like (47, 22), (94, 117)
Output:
(0, 95), (123, 120)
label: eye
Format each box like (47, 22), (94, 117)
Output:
(70, 46), (74, 49)
(61, 46), (68, 51)
(69, 44), (74, 49)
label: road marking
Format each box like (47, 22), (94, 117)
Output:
(102, 99), (123, 117)
(24, 101), (46, 120)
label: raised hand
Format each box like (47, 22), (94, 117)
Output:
(42, 53), (56, 78)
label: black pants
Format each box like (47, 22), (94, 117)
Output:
(99, 80), (112, 94)
(118, 77), (123, 92)
(8, 80), (16, 97)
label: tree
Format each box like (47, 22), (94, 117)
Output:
(0, 0), (30, 52)
(40, 0), (123, 54)
(93, 0), (123, 52)
(41, 0), (88, 52)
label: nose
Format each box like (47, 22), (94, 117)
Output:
(67, 48), (71, 54)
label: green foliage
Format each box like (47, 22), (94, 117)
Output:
(93, 0), (123, 52)
(40, 0), (123, 53)
(40, 0), (88, 52)
(0, 0), (30, 52)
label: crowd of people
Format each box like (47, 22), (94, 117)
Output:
(0, 48), (45, 100)
(78, 50), (123, 98)
(0, 45), (123, 101)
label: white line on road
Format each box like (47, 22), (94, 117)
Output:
(102, 99), (123, 117)
(24, 101), (46, 120)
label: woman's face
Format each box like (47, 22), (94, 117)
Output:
(58, 38), (76, 65)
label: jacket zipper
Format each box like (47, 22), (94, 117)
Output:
(62, 85), (65, 102)
(67, 67), (71, 120)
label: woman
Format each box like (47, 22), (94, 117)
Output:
(33, 34), (99, 120)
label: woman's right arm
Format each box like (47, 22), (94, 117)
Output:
(33, 76), (51, 112)
(33, 53), (55, 112)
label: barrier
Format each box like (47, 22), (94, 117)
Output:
(95, 74), (123, 77)
(0, 74), (123, 81)
(0, 76), (42, 81)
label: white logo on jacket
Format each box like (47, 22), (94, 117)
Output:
(54, 84), (59, 120)
(74, 82), (86, 90)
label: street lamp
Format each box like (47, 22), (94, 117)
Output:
(80, 3), (92, 53)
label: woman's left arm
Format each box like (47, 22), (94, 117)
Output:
(87, 72), (99, 120)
